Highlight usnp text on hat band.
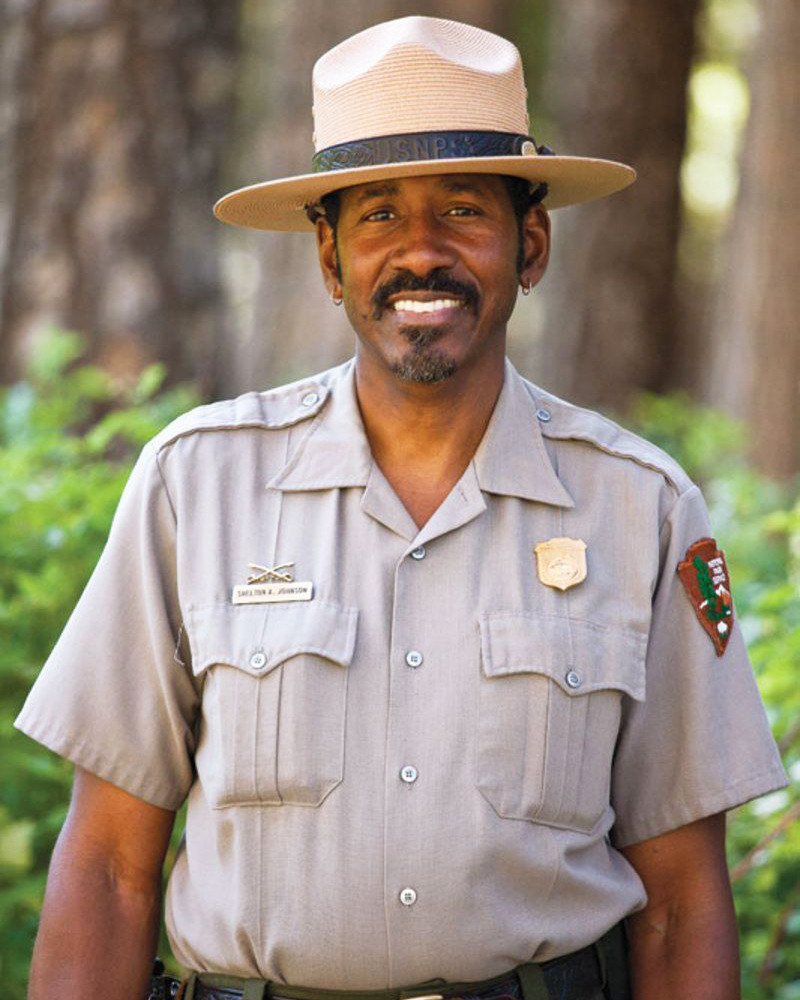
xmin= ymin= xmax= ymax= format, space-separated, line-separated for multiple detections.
xmin=311 ymin=130 xmax=554 ymax=173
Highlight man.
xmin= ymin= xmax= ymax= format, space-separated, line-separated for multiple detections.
xmin=17 ymin=16 xmax=786 ymax=1000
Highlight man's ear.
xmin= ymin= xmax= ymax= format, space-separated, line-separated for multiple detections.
xmin=519 ymin=205 xmax=551 ymax=292
xmin=316 ymin=218 xmax=342 ymax=300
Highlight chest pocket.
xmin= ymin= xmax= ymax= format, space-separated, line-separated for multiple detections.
xmin=477 ymin=612 xmax=646 ymax=834
xmin=186 ymin=600 xmax=357 ymax=809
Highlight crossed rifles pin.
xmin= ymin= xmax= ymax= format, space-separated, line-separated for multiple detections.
xmin=246 ymin=562 xmax=296 ymax=585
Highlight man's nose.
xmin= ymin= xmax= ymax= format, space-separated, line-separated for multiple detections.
xmin=389 ymin=212 xmax=457 ymax=273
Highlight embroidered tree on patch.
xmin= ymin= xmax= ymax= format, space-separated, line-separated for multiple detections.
xmin=694 ymin=556 xmax=727 ymax=622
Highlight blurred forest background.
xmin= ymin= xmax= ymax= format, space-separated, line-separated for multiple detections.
xmin=0 ymin=0 xmax=798 ymax=998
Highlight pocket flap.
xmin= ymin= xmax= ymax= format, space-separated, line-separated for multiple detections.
xmin=479 ymin=612 xmax=646 ymax=700
xmin=186 ymin=600 xmax=358 ymax=678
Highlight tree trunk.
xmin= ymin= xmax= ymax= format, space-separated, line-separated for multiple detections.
xmin=218 ymin=0 xmax=514 ymax=396
xmin=705 ymin=0 xmax=800 ymax=478
xmin=0 ymin=0 xmax=241 ymax=394
xmin=521 ymin=0 xmax=700 ymax=411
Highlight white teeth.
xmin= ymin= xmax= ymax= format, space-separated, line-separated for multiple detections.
xmin=392 ymin=298 xmax=462 ymax=313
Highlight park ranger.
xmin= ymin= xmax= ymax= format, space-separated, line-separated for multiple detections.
xmin=17 ymin=16 xmax=786 ymax=1000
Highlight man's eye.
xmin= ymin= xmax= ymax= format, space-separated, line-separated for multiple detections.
xmin=446 ymin=205 xmax=480 ymax=216
xmin=363 ymin=208 xmax=394 ymax=222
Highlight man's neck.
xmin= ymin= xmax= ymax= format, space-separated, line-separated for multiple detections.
xmin=354 ymin=356 xmax=505 ymax=528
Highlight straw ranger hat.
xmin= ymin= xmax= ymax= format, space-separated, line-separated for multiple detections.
xmin=214 ymin=16 xmax=636 ymax=232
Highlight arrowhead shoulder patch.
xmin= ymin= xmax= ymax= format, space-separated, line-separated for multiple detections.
xmin=677 ymin=537 xmax=734 ymax=656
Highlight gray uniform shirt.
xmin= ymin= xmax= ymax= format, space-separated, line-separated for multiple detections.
xmin=16 ymin=359 xmax=786 ymax=988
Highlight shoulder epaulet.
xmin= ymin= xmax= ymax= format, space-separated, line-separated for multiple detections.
xmin=528 ymin=382 xmax=695 ymax=496
xmin=149 ymin=371 xmax=334 ymax=454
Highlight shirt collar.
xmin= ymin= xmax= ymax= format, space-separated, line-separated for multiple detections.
xmin=269 ymin=357 xmax=574 ymax=509
xmin=268 ymin=360 xmax=372 ymax=491
xmin=472 ymin=359 xmax=574 ymax=507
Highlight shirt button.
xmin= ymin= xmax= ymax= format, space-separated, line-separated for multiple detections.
xmin=399 ymin=887 xmax=417 ymax=906
xmin=400 ymin=765 xmax=418 ymax=784
xmin=301 ymin=391 xmax=319 ymax=407
xmin=405 ymin=650 xmax=423 ymax=668
xmin=565 ymin=669 xmax=582 ymax=689
xmin=536 ymin=407 xmax=551 ymax=423
xmin=249 ymin=651 xmax=267 ymax=670
xmin=410 ymin=546 xmax=426 ymax=561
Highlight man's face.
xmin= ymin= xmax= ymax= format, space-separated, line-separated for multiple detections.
xmin=316 ymin=173 xmax=548 ymax=385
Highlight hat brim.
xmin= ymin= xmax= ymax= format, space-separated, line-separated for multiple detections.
xmin=213 ymin=155 xmax=636 ymax=232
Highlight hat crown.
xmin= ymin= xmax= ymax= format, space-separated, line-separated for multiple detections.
xmin=312 ymin=16 xmax=529 ymax=151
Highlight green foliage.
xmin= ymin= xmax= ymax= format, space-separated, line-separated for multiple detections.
xmin=0 ymin=330 xmax=198 ymax=999
xmin=628 ymin=393 xmax=800 ymax=1000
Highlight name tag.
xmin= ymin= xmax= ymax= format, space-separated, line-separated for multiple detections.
xmin=232 ymin=582 xmax=314 ymax=604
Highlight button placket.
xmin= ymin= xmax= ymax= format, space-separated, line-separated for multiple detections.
xmin=387 ymin=549 xmax=441 ymax=932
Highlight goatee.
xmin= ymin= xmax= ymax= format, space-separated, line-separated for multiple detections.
xmin=390 ymin=326 xmax=457 ymax=384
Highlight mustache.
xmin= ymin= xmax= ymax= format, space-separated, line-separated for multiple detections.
xmin=371 ymin=268 xmax=480 ymax=319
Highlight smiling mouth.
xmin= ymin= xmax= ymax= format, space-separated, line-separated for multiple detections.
xmin=391 ymin=298 xmax=465 ymax=314
xmin=372 ymin=268 xmax=479 ymax=320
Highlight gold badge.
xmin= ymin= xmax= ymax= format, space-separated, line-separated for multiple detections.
xmin=534 ymin=537 xmax=587 ymax=591
xmin=232 ymin=562 xmax=314 ymax=605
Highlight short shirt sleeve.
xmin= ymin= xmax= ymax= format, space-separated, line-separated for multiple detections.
xmin=14 ymin=443 xmax=199 ymax=809
xmin=610 ymin=484 xmax=787 ymax=847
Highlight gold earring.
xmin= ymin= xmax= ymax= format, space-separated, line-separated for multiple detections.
xmin=521 ymin=281 xmax=531 ymax=296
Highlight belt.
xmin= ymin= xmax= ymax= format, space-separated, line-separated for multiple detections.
xmin=152 ymin=924 xmax=628 ymax=1000
xmin=176 ymin=943 xmax=606 ymax=1000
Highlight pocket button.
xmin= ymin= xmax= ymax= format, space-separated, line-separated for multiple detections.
xmin=565 ymin=669 xmax=582 ymax=689
xmin=249 ymin=650 xmax=267 ymax=671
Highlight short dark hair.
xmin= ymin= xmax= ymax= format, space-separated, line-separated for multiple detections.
xmin=501 ymin=176 xmax=547 ymax=274
xmin=307 ymin=174 xmax=546 ymax=276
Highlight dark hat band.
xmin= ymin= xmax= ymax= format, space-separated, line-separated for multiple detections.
xmin=311 ymin=130 xmax=552 ymax=173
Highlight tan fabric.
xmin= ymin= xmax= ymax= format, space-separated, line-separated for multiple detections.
xmin=16 ymin=359 xmax=786 ymax=989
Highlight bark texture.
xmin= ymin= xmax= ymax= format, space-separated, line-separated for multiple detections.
xmin=706 ymin=0 xmax=800 ymax=478
xmin=0 ymin=0 xmax=241 ymax=392
xmin=526 ymin=0 xmax=700 ymax=410
xmin=219 ymin=0 xmax=514 ymax=395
